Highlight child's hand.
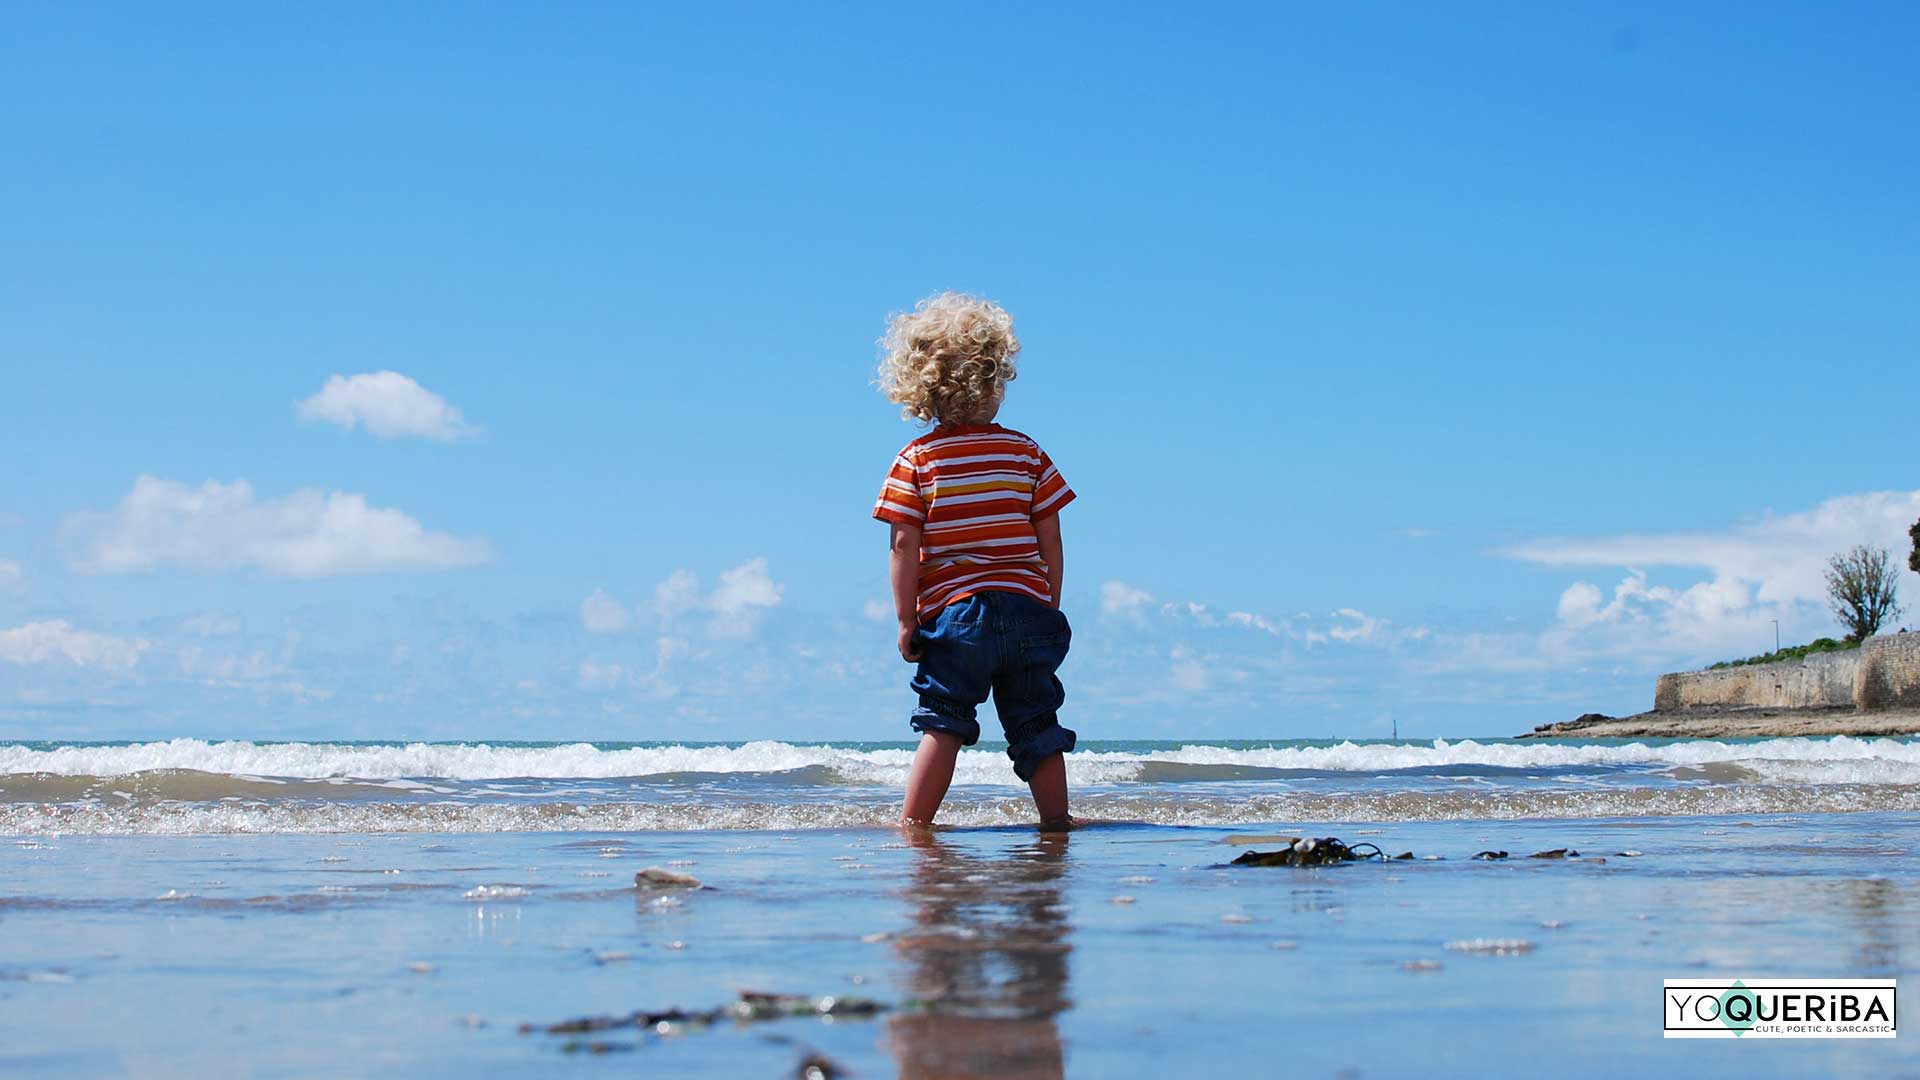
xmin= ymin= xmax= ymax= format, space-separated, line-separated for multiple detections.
xmin=897 ymin=623 xmax=923 ymax=663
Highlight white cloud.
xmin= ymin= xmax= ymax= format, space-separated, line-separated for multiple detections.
xmin=1545 ymin=570 xmax=1765 ymax=655
xmin=0 ymin=559 xmax=20 ymax=591
xmin=1161 ymin=600 xmax=1214 ymax=625
xmin=1327 ymin=608 xmax=1384 ymax=643
xmin=654 ymin=569 xmax=703 ymax=621
xmin=1228 ymin=611 xmax=1281 ymax=634
xmin=1513 ymin=489 xmax=1920 ymax=656
xmin=1555 ymin=582 xmax=1607 ymax=628
xmin=648 ymin=559 xmax=785 ymax=637
xmin=0 ymin=620 xmax=147 ymax=670
xmin=1510 ymin=489 xmax=1920 ymax=609
xmin=709 ymin=558 xmax=783 ymax=636
xmin=711 ymin=558 xmax=782 ymax=616
xmin=1101 ymin=580 xmax=1154 ymax=617
xmin=68 ymin=477 xmax=490 ymax=578
xmin=863 ymin=599 xmax=892 ymax=622
xmin=176 ymin=645 xmax=276 ymax=682
xmin=1103 ymin=582 xmax=1400 ymax=649
xmin=296 ymin=371 xmax=476 ymax=441
xmin=579 ymin=588 xmax=634 ymax=634
xmin=1169 ymin=646 xmax=1211 ymax=692
xmin=655 ymin=636 xmax=688 ymax=671
xmin=577 ymin=660 xmax=627 ymax=690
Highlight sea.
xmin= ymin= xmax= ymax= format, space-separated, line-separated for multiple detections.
xmin=3 ymin=736 xmax=1915 ymax=1077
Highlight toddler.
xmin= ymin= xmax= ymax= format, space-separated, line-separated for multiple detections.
xmin=871 ymin=292 xmax=1077 ymax=829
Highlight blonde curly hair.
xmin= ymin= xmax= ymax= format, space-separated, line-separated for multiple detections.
xmin=876 ymin=291 xmax=1020 ymax=426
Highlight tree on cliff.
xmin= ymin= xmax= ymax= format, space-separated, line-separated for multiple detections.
xmin=1825 ymin=545 xmax=1902 ymax=643
xmin=1909 ymin=517 xmax=1919 ymax=575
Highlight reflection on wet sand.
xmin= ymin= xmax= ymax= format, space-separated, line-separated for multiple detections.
xmin=888 ymin=828 xmax=1072 ymax=1079
xmin=1834 ymin=877 xmax=1905 ymax=973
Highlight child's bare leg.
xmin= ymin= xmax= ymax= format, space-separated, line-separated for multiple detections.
xmin=901 ymin=731 xmax=964 ymax=824
xmin=1026 ymin=751 xmax=1070 ymax=828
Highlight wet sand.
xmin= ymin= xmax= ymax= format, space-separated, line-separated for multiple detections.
xmin=1521 ymin=706 xmax=1920 ymax=740
xmin=3 ymin=815 xmax=1914 ymax=1077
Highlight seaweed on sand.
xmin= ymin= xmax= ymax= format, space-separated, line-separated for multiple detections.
xmin=1229 ymin=837 xmax=1385 ymax=867
xmin=521 ymin=990 xmax=890 ymax=1039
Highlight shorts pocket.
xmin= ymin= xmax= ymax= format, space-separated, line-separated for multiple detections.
xmin=1018 ymin=629 xmax=1072 ymax=692
xmin=1013 ymin=626 xmax=1075 ymax=711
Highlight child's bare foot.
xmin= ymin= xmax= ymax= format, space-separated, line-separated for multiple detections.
xmin=1037 ymin=814 xmax=1079 ymax=832
xmin=897 ymin=818 xmax=941 ymax=848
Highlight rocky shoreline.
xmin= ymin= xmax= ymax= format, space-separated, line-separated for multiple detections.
xmin=1520 ymin=704 xmax=1920 ymax=739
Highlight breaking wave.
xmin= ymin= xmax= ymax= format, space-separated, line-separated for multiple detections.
xmin=6 ymin=784 xmax=1918 ymax=835
xmin=5 ymin=735 xmax=1920 ymax=787
xmin=5 ymin=736 xmax=1917 ymax=835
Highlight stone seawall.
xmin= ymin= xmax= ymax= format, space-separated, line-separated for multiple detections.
xmin=1654 ymin=633 xmax=1920 ymax=713
xmin=1858 ymin=632 xmax=1920 ymax=709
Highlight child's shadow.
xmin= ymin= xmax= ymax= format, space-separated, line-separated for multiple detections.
xmin=886 ymin=827 xmax=1073 ymax=1080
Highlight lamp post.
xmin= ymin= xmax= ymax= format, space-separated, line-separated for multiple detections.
xmin=1772 ymin=619 xmax=1780 ymax=655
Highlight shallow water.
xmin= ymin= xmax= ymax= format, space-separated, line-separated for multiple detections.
xmin=2 ymin=813 xmax=1914 ymax=1077
xmin=4 ymin=738 xmax=1914 ymax=1075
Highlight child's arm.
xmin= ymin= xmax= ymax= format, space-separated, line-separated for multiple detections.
xmin=1035 ymin=513 xmax=1064 ymax=609
xmin=889 ymin=521 xmax=923 ymax=661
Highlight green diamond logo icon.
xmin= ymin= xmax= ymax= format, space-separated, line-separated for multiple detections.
xmin=1718 ymin=981 xmax=1756 ymax=1036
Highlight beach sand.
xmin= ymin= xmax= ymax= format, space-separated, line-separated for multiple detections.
xmin=1522 ymin=705 xmax=1920 ymax=740
xmin=4 ymin=814 xmax=1914 ymax=1077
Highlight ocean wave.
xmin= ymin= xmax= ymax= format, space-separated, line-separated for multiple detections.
xmin=4 ymin=736 xmax=1919 ymax=787
xmin=0 ymin=770 xmax=456 ymax=805
xmin=5 ymin=784 xmax=1917 ymax=835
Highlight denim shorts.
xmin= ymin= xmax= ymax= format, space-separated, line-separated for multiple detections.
xmin=908 ymin=589 xmax=1076 ymax=782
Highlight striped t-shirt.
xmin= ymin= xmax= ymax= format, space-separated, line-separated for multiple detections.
xmin=872 ymin=423 xmax=1076 ymax=618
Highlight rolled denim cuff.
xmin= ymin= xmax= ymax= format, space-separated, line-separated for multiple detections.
xmin=910 ymin=702 xmax=982 ymax=746
xmin=1006 ymin=719 xmax=1076 ymax=782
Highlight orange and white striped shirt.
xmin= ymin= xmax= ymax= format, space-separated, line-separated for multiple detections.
xmin=873 ymin=423 xmax=1076 ymax=618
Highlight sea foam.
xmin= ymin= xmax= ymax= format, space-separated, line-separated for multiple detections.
xmin=4 ymin=735 xmax=1919 ymax=786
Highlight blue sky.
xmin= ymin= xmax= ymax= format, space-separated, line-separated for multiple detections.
xmin=3 ymin=3 xmax=1916 ymax=742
